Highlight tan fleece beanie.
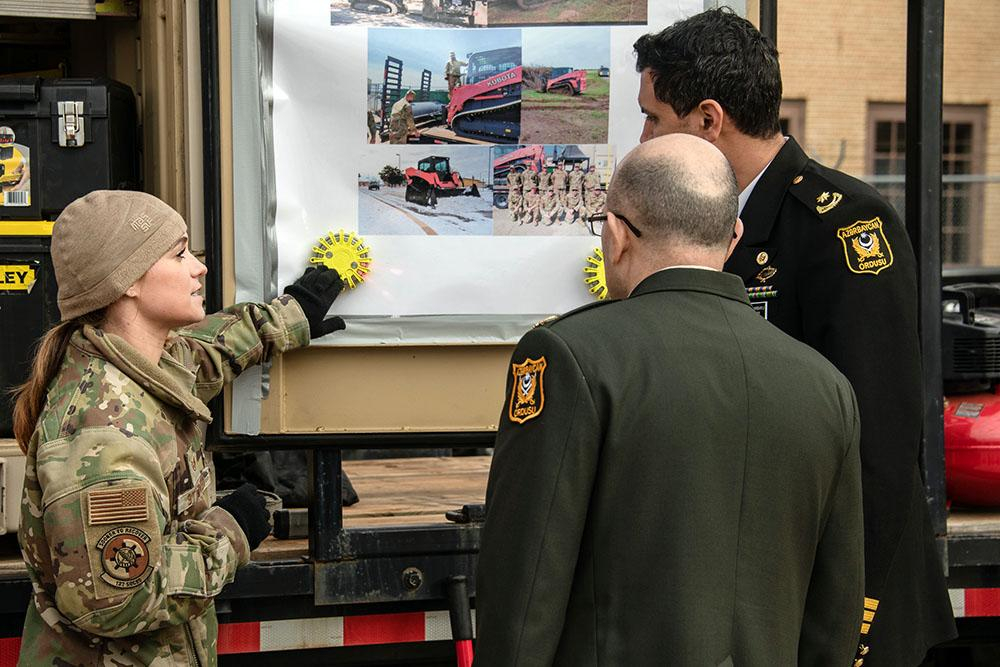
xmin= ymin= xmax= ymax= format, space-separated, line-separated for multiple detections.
xmin=53 ymin=190 xmax=189 ymax=321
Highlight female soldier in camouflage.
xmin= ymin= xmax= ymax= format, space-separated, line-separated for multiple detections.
xmin=12 ymin=191 xmax=345 ymax=666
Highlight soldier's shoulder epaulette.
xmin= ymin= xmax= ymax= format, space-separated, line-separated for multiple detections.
xmin=533 ymin=298 xmax=618 ymax=329
xmin=787 ymin=161 xmax=898 ymax=226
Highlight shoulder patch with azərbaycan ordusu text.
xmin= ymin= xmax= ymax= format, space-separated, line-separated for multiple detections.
xmin=837 ymin=217 xmax=894 ymax=275
xmin=509 ymin=357 xmax=546 ymax=424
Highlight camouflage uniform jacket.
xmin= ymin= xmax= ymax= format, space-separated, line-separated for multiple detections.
xmin=505 ymin=169 xmax=522 ymax=193
xmin=388 ymin=98 xmax=416 ymax=144
xmin=18 ymin=296 xmax=310 ymax=666
xmin=567 ymin=170 xmax=585 ymax=192
xmin=585 ymin=188 xmax=606 ymax=216
xmin=550 ymin=169 xmax=568 ymax=193
xmin=522 ymin=170 xmax=539 ymax=191
xmin=540 ymin=188 xmax=559 ymax=213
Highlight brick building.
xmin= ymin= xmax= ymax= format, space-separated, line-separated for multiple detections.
xmin=746 ymin=1 xmax=1000 ymax=266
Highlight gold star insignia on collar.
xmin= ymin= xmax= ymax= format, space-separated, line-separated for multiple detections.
xmin=816 ymin=192 xmax=843 ymax=214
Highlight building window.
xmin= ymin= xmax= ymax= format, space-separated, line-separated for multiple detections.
xmin=780 ymin=99 xmax=805 ymax=142
xmin=867 ymin=103 xmax=987 ymax=267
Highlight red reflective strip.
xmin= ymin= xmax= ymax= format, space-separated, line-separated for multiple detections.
xmin=456 ymin=639 xmax=474 ymax=667
xmin=217 ymin=621 xmax=261 ymax=654
xmin=343 ymin=612 xmax=425 ymax=646
xmin=0 ymin=637 xmax=20 ymax=667
xmin=965 ymin=588 xmax=1000 ymax=617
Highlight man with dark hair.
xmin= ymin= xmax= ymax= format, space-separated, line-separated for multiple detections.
xmin=476 ymin=134 xmax=864 ymax=666
xmin=633 ymin=9 xmax=956 ymax=665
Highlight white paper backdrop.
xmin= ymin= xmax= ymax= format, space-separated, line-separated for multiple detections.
xmin=271 ymin=0 xmax=703 ymax=344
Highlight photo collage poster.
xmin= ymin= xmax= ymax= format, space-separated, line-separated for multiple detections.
xmin=273 ymin=0 xmax=704 ymax=343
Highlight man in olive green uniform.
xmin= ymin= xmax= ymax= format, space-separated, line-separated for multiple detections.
xmin=507 ymin=168 xmax=524 ymax=223
xmin=476 ymin=134 xmax=864 ymax=666
xmin=539 ymin=186 xmax=560 ymax=226
xmin=522 ymin=186 xmax=541 ymax=226
xmin=388 ymin=90 xmax=419 ymax=144
xmin=584 ymin=185 xmax=606 ymax=219
xmin=551 ymin=161 xmax=568 ymax=205
xmin=444 ymin=52 xmax=466 ymax=96
xmin=634 ymin=12 xmax=956 ymax=665
xmin=567 ymin=162 xmax=584 ymax=193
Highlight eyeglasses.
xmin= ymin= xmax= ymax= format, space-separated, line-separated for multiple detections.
xmin=586 ymin=211 xmax=642 ymax=238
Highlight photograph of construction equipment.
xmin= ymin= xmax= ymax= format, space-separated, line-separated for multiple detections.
xmin=331 ymin=0 xmax=487 ymax=27
xmin=487 ymin=0 xmax=647 ymax=26
xmin=367 ymin=28 xmax=522 ymax=144
xmin=490 ymin=143 xmax=613 ymax=236
xmin=357 ymin=146 xmax=493 ymax=235
xmin=520 ymin=27 xmax=610 ymax=144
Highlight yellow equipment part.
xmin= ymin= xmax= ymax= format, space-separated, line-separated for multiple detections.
xmin=583 ymin=247 xmax=607 ymax=300
xmin=309 ymin=230 xmax=372 ymax=289
xmin=0 ymin=147 xmax=26 ymax=185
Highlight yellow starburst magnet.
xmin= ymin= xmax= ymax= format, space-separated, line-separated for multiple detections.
xmin=583 ymin=247 xmax=607 ymax=300
xmin=309 ymin=230 xmax=372 ymax=289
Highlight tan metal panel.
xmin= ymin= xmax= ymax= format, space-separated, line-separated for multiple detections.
xmin=269 ymin=345 xmax=512 ymax=433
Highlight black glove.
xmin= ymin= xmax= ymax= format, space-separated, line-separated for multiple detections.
xmin=215 ymin=483 xmax=271 ymax=551
xmin=283 ymin=266 xmax=346 ymax=338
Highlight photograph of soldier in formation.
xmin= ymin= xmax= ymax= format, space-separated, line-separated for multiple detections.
xmin=491 ymin=143 xmax=611 ymax=236
xmin=487 ymin=0 xmax=647 ymax=27
xmin=520 ymin=27 xmax=610 ymax=145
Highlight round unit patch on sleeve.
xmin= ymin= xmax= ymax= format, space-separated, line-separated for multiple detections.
xmin=836 ymin=217 xmax=894 ymax=275
xmin=509 ymin=357 xmax=547 ymax=424
xmin=96 ymin=526 xmax=153 ymax=590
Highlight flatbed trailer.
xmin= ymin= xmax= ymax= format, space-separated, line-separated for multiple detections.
xmin=416 ymin=125 xmax=493 ymax=145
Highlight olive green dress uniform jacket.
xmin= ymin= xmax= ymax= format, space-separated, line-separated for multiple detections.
xmin=475 ymin=268 xmax=864 ymax=666
xmin=724 ymin=137 xmax=956 ymax=665
xmin=18 ymin=296 xmax=310 ymax=666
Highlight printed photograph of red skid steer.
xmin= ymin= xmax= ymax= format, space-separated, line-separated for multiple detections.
xmin=367 ymin=28 xmax=522 ymax=145
xmin=404 ymin=155 xmax=480 ymax=207
xmin=520 ymin=26 xmax=610 ymax=144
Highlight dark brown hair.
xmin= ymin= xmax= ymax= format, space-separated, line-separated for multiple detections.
xmin=12 ymin=310 xmax=104 ymax=452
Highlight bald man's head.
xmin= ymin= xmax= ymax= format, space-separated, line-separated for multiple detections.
xmin=607 ymin=133 xmax=738 ymax=249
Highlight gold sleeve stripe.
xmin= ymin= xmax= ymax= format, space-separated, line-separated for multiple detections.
xmin=863 ymin=610 xmax=876 ymax=622
xmin=864 ymin=597 xmax=880 ymax=611
xmin=860 ymin=622 xmax=871 ymax=635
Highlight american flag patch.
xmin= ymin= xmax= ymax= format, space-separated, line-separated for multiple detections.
xmin=87 ymin=486 xmax=149 ymax=525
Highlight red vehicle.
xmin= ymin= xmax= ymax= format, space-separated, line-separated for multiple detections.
xmin=942 ymin=283 xmax=1000 ymax=505
xmin=446 ymin=47 xmax=522 ymax=143
xmin=543 ymin=67 xmax=587 ymax=95
xmin=404 ymin=155 xmax=479 ymax=207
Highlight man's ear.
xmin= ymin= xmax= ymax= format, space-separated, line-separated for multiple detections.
xmin=726 ymin=218 xmax=744 ymax=260
xmin=695 ymin=99 xmax=725 ymax=143
xmin=605 ymin=211 xmax=632 ymax=265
